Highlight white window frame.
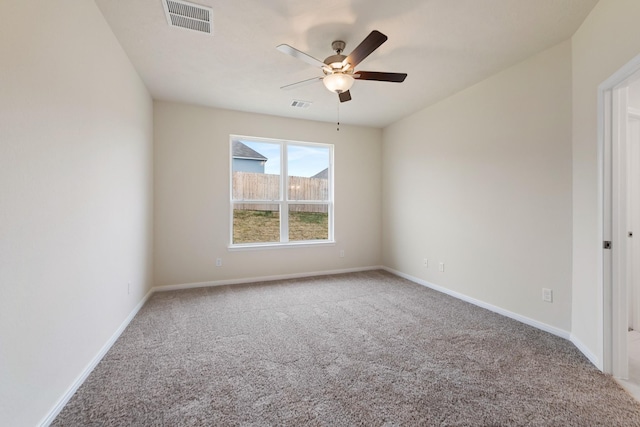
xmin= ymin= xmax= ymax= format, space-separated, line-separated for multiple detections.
xmin=229 ymin=135 xmax=334 ymax=250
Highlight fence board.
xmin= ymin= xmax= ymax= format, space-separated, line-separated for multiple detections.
xmin=233 ymin=172 xmax=329 ymax=213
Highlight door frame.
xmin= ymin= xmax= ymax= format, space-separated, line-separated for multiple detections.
xmin=627 ymin=110 xmax=640 ymax=333
xmin=599 ymin=54 xmax=640 ymax=377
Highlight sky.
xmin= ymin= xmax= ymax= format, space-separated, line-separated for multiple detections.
xmin=241 ymin=140 xmax=329 ymax=177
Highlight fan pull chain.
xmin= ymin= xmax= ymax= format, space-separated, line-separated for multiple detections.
xmin=337 ymin=101 xmax=340 ymax=131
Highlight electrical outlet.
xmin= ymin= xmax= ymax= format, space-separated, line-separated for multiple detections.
xmin=339 ymin=249 xmax=345 ymax=258
xmin=542 ymin=288 xmax=553 ymax=302
xmin=438 ymin=262 xmax=444 ymax=272
xmin=216 ymin=258 xmax=222 ymax=267
xmin=423 ymin=258 xmax=429 ymax=267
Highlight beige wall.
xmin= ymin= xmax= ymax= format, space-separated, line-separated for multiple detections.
xmin=9 ymin=1 xmax=640 ymax=423
xmin=382 ymin=41 xmax=573 ymax=332
xmin=571 ymin=0 xmax=640 ymax=366
xmin=153 ymin=102 xmax=382 ymax=287
xmin=0 ymin=1 xmax=153 ymax=426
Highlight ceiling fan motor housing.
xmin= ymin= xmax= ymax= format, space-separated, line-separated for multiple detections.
xmin=324 ymin=54 xmax=348 ymax=70
xmin=323 ymin=40 xmax=350 ymax=74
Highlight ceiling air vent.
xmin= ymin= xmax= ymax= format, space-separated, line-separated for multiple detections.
xmin=291 ymin=100 xmax=312 ymax=109
xmin=163 ymin=0 xmax=213 ymax=35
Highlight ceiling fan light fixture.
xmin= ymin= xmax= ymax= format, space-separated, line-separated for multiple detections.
xmin=277 ymin=30 xmax=406 ymax=103
xmin=323 ymin=73 xmax=354 ymax=94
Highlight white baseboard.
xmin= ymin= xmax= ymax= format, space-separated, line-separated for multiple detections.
xmin=384 ymin=267 xmax=604 ymax=369
xmin=39 ymin=288 xmax=154 ymax=427
xmin=40 ymin=265 xmax=382 ymax=425
xmin=382 ymin=267 xmax=571 ymax=340
xmin=570 ymin=333 xmax=601 ymax=369
xmin=152 ymin=265 xmax=384 ymax=292
xmin=39 ymin=265 xmax=599 ymax=426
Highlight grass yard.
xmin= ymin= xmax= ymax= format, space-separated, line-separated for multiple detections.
xmin=233 ymin=209 xmax=328 ymax=243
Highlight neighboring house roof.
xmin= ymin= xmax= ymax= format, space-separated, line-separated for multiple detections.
xmin=312 ymin=168 xmax=328 ymax=179
xmin=232 ymin=140 xmax=267 ymax=161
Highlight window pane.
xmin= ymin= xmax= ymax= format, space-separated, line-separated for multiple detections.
xmin=288 ymin=204 xmax=329 ymax=241
xmin=287 ymin=145 xmax=329 ymax=201
xmin=232 ymin=140 xmax=280 ymax=201
xmin=233 ymin=204 xmax=280 ymax=244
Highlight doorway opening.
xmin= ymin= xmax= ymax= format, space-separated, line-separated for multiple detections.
xmin=600 ymin=54 xmax=640 ymax=399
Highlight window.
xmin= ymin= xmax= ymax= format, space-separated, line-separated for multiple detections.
xmin=230 ymin=135 xmax=333 ymax=247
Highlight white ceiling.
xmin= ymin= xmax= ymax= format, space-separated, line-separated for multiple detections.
xmin=94 ymin=0 xmax=598 ymax=128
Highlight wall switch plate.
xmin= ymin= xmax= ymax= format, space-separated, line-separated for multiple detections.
xmin=439 ymin=262 xmax=444 ymax=272
xmin=423 ymin=258 xmax=429 ymax=267
xmin=216 ymin=258 xmax=222 ymax=267
xmin=542 ymin=288 xmax=553 ymax=302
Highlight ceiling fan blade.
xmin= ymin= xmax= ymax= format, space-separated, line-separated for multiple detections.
xmin=276 ymin=44 xmax=327 ymax=69
xmin=339 ymin=90 xmax=352 ymax=103
xmin=343 ymin=30 xmax=388 ymax=68
xmin=280 ymin=76 xmax=323 ymax=90
xmin=354 ymin=71 xmax=407 ymax=83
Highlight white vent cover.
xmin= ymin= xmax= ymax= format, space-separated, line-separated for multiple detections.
xmin=163 ymin=0 xmax=213 ymax=35
xmin=291 ymin=100 xmax=312 ymax=109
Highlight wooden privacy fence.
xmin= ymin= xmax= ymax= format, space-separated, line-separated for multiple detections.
xmin=233 ymin=172 xmax=329 ymax=213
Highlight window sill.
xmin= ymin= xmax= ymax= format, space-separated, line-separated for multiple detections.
xmin=228 ymin=240 xmax=336 ymax=251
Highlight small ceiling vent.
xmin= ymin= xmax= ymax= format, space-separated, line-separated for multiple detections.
xmin=291 ymin=100 xmax=312 ymax=109
xmin=163 ymin=0 xmax=213 ymax=35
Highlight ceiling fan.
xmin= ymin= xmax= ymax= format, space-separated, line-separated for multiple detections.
xmin=276 ymin=30 xmax=407 ymax=103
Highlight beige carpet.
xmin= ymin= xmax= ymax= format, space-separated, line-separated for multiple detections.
xmin=53 ymin=270 xmax=640 ymax=426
